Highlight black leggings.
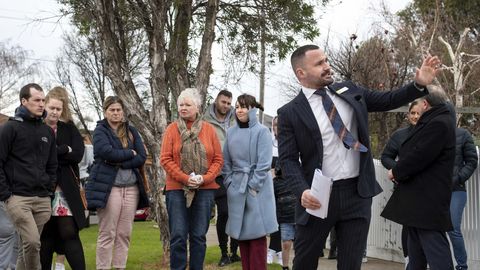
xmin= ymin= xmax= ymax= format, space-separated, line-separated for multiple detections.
xmin=269 ymin=230 xmax=282 ymax=252
xmin=40 ymin=216 xmax=85 ymax=270
xmin=216 ymin=195 xmax=238 ymax=254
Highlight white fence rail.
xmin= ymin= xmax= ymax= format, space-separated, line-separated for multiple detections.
xmin=368 ymin=155 xmax=480 ymax=268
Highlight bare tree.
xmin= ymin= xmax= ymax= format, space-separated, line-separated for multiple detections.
xmin=63 ymin=32 xmax=113 ymax=120
xmin=53 ymin=57 xmax=95 ymax=140
xmin=438 ymin=28 xmax=480 ymax=123
xmin=0 ymin=42 xmax=37 ymax=113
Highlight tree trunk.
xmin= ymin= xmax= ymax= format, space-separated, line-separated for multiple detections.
xmin=165 ymin=0 xmax=193 ymax=103
xmin=195 ymin=0 xmax=219 ymax=106
xmin=93 ymin=0 xmax=171 ymax=259
xmin=258 ymin=0 xmax=266 ymax=124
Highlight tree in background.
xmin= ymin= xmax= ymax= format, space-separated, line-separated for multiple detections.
xmin=397 ymin=0 xmax=480 ymax=129
xmin=0 ymin=42 xmax=37 ymax=113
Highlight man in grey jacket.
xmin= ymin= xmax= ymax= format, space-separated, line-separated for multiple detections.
xmin=203 ymin=90 xmax=239 ymax=266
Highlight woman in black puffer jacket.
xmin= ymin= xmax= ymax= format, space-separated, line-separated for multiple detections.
xmin=447 ymin=127 xmax=478 ymax=270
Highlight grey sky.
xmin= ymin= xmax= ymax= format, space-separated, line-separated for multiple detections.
xmin=0 ymin=0 xmax=410 ymax=116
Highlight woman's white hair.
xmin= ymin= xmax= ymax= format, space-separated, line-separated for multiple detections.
xmin=177 ymin=88 xmax=202 ymax=108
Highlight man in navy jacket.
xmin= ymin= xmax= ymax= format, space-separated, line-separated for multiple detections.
xmin=278 ymin=44 xmax=441 ymax=270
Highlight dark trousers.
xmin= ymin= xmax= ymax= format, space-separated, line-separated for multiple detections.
xmin=238 ymin=237 xmax=267 ymax=270
xmin=293 ymin=178 xmax=371 ymax=270
xmin=40 ymin=216 xmax=85 ymax=270
xmin=402 ymin=225 xmax=409 ymax=257
xmin=215 ymin=195 xmax=238 ymax=255
xmin=406 ymin=227 xmax=453 ymax=270
xmin=268 ymin=230 xmax=281 ymax=252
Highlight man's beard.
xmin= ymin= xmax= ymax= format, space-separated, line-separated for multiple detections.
xmin=216 ymin=109 xmax=227 ymax=116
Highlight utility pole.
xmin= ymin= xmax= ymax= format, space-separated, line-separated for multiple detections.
xmin=258 ymin=0 xmax=266 ymax=124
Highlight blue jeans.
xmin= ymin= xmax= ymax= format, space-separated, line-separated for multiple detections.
xmin=0 ymin=202 xmax=19 ymax=270
xmin=448 ymin=191 xmax=468 ymax=269
xmin=166 ymin=189 xmax=214 ymax=270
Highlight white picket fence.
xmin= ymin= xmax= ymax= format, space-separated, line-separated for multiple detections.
xmin=367 ymin=153 xmax=480 ymax=268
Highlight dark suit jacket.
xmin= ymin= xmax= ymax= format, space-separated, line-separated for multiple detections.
xmin=381 ymin=104 xmax=456 ymax=231
xmin=277 ymin=81 xmax=426 ymax=225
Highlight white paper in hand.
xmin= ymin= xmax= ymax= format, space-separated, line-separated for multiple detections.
xmin=306 ymin=169 xmax=333 ymax=219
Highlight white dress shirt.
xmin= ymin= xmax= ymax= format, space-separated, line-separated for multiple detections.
xmin=302 ymin=87 xmax=360 ymax=181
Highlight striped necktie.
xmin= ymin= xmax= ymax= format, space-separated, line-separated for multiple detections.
xmin=314 ymin=88 xmax=368 ymax=152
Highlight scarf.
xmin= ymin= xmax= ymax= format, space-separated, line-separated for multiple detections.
xmin=177 ymin=114 xmax=208 ymax=207
xmin=177 ymin=114 xmax=209 ymax=175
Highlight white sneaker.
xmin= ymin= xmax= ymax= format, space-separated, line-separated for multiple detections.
xmin=54 ymin=263 xmax=65 ymax=270
xmin=276 ymin=251 xmax=283 ymax=264
xmin=362 ymin=256 xmax=368 ymax=263
xmin=267 ymin=249 xmax=275 ymax=264
xmin=404 ymin=256 xmax=409 ymax=269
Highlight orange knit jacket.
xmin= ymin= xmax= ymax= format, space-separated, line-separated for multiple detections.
xmin=160 ymin=121 xmax=223 ymax=191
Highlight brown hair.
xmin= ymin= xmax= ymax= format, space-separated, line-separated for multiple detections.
xmin=236 ymin=94 xmax=264 ymax=111
xmin=217 ymin=89 xmax=232 ymax=99
xmin=19 ymin=83 xmax=43 ymax=103
xmin=103 ymin=96 xmax=130 ymax=148
xmin=46 ymin=86 xmax=73 ymax=122
xmin=291 ymin=44 xmax=320 ymax=73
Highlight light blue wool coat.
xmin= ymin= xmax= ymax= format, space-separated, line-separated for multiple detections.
xmin=222 ymin=108 xmax=278 ymax=240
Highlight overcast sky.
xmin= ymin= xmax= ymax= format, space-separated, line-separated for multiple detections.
xmin=0 ymin=0 xmax=410 ymax=116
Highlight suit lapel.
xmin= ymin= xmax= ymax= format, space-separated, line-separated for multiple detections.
xmin=292 ymin=91 xmax=323 ymax=153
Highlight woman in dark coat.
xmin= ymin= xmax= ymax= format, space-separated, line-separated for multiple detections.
xmin=40 ymin=87 xmax=86 ymax=270
xmin=86 ymin=96 xmax=148 ymax=270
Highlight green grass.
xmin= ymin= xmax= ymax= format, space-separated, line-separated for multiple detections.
xmin=63 ymin=221 xmax=281 ymax=269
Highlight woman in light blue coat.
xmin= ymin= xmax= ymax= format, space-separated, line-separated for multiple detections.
xmin=222 ymin=94 xmax=278 ymax=270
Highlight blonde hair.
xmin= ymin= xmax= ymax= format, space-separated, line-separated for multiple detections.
xmin=46 ymin=86 xmax=73 ymax=122
xmin=103 ymin=96 xmax=130 ymax=148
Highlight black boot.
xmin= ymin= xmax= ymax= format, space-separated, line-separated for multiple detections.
xmin=218 ymin=251 xmax=231 ymax=267
xmin=230 ymin=253 xmax=241 ymax=263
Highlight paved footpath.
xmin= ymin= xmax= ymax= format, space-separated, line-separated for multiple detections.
xmin=206 ymin=224 xmax=405 ymax=270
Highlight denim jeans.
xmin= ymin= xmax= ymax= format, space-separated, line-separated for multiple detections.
xmin=166 ymin=189 xmax=214 ymax=270
xmin=0 ymin=202 xmax=18 ymax=270
xmin=448 ymin=191 xmax=468 ymax=269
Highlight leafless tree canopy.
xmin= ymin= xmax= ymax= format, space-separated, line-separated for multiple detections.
xmin=0 ymin=42 xmax=37 ymax=112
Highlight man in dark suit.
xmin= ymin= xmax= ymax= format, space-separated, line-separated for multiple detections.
xmin=381 ymin=86 xmax=455 ymax=269
xmin=277 ymin=44 xmax=441 ymax=270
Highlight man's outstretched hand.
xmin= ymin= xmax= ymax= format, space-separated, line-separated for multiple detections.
xmin=415 ymin=55 xmax=442 ymax=86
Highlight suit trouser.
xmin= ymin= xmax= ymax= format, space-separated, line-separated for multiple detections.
xmin=406 ymin=227 xmax=453 ymax=270
xmin=215 ymin=195 xmax=238 ymax=254
xmin=0 ymin=202 xmax=19 ymax=270
xmin=4 ymin=195 xmax=51 ymax=270
xmin=293 ymin=178 xmax=371 ymax=270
